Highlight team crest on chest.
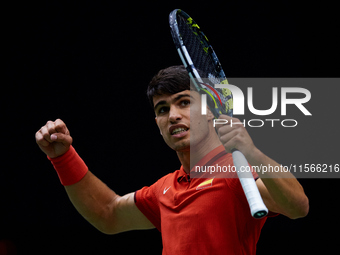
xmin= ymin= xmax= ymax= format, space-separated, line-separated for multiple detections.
xmin=196 ymin=178 xmax=214 ymax=190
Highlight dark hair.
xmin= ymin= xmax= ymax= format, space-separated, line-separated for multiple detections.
xmin=147 ymin=65 xmax=190 ymax=106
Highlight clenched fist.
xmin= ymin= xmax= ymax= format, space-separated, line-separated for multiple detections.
xmin=35 ymin=119 xmax=73 ymax=158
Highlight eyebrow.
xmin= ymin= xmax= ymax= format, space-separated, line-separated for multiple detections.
xmin=154 ymin=93 xmax=192 ymax=111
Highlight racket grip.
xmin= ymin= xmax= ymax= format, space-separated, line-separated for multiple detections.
xmin=232 ymin=149 xmax=268 ymax=219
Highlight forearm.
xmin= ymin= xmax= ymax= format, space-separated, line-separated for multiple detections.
xmin=214 ymin=115 xmax=309 ymax=218
xmin=64 ymin=170 xmax=119 ymax=233
xmin=36 ymin=119 xmax=150 ymax=233
xmin=247 ymin=148 xmax=309 ymax=218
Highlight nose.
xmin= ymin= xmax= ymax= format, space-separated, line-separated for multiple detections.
xmin=169 ymin=105 xmax=182 ymax=123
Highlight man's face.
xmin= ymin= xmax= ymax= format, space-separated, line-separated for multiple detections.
xmin=153 ymin=90 xmax=211 ymax=152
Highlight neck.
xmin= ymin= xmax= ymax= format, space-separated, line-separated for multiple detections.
xmin=177 ymin=129 xmax=222 ymax=174
xmin=176 ymin=150 xmax=191 ymax=174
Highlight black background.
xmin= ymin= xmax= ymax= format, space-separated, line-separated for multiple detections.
xmin=2 ymin=0 xmax=339 ymax=254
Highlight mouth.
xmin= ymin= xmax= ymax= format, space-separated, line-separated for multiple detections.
xmin=172 ymin=127 xmax=188 ymax=135
xmin=169 ymin=124 xmax=189 ymax=137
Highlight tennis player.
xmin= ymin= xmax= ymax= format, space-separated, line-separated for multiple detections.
xmin=35 ymin=65 xmax=309 ymax=254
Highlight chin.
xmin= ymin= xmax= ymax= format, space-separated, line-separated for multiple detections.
xmin=170 ymin=139 xmax=190 ymax=152
xmin=174 ymin=145 xmax=190 ymax=152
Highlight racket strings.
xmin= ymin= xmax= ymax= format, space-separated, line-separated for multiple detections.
xmin=177 ymin=15 xmax=218 ymax=80
xmin=177 ymin=14 xmax=233 ymax=116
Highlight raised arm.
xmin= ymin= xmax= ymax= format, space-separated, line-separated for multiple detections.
xmin=215 ymin=115 xmax=309 ymax=219
xmin=35 ymin=119 xmax=154 ymax=234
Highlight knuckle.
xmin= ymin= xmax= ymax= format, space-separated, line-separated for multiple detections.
xmin=218 ymin=124 xmax=228 ymax=135
xmin=217 ymin=128 xmax=225 ymax=138
xmin=219 ymin=114 xmax=230 ymax=120
xmin=40 ymin=125 xmax=48 ymax=134
xmin=45 ymin=121 xmax=54 ymax=130
xmin=42 ymin=132 xmax=50 ymax=140
xmin=233 ymin=134 xmax=241 ymax=143
xmin=55 ymin=118 xmax=65 ymax=126
xmin=46 ymin=120 xmax=54 ymax=126
xmin=217 ymin=127 xmax=222 ymax=136
xmin=47 ymin=121 xmax=57 ymax=132
xmin=234 ymin=125 xmax=242 ymax=132
xmin=35 ymin=130 xmax=41 ymax=140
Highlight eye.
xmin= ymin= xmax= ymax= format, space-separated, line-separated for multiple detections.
xmin=180 ymin=100 xmax=190 ymax=107
xmin=157 ymin=106 xmax=169 ymax=115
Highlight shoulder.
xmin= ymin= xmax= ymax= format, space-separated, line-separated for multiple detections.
xmin=156 ymin=169 xmax=181 ymax=186
xmin=137 ymin=168 xmax=181 ymax=196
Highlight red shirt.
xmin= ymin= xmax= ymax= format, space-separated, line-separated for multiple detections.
xmin=135 ymin=145 xmax=274 ymax=254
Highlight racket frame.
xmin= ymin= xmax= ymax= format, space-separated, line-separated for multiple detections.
xmin=169 ymin=9 xmax=268 ymax=219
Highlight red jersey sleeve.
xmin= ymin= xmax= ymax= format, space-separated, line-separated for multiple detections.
xmin=135 ymin=182 xmax=162 ymax=231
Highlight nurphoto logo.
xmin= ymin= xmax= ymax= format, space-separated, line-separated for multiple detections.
xmin=198 ymin=78 xmax=312 ymax=128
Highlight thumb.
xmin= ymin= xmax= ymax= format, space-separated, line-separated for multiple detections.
xmin=50 ymin=133 xmax=73 ymax=146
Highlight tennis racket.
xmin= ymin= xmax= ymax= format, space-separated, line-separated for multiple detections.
xmin=169 ymin=9 xmax=268 ymax=219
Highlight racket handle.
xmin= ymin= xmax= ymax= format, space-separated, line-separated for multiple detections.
xmin=232 ymin=149 xmax=268 ymax=219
